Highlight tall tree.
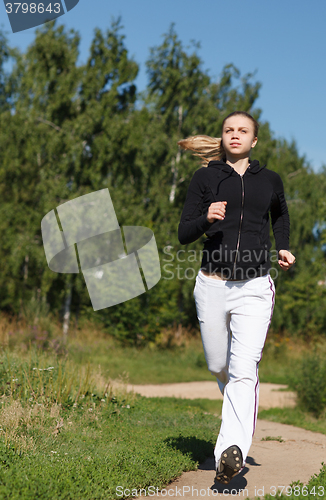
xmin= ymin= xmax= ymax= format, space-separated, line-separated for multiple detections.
xmin=1 ymin=21 xmax=326 ymax=343
xmin=0 ymin=19 xmax=139 ymax=326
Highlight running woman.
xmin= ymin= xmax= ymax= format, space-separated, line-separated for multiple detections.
xmin=178 ymin=111 xmax=295 ymax=484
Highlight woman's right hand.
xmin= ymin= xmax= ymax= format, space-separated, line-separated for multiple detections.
xmin=206 ymin=201 xmax=227 ymax=223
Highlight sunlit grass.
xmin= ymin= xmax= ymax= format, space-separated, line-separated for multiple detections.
xmin=1 ymin=313 xmax=326 ymax=498
xmin=0 ymin=347 xmax=219 ymax=499
xmin=2 ymin=311 xmax=326 ymax=387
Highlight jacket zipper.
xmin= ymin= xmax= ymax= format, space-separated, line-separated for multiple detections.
xmin=231 ymin=174 xmax=245 ymax=279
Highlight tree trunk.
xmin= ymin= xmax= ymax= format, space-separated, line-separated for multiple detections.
xmin=62 ymin=280 xmax=72 ymax=343
xmin=24 ymin=254 xmax=29 ymax=281
xmin=169 ymin=105 xmax=183 ymax=203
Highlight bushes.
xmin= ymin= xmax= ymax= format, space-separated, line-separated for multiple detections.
xmin=291 ymin=351 xmax=326 ymax=418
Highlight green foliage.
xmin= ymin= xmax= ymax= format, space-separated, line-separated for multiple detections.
xmin=290 ymin=351 xmax=326 ymax=418
xmin=1 ymin=19 xmax=326 ymax=343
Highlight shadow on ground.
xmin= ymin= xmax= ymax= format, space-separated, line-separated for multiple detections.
xmin=200 ymin=455 xmax=262 ymax=494
xmin=164 ymin=435 xmax=214 ymax=464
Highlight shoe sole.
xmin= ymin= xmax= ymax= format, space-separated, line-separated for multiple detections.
xmin=215 ymin=445 xmax=242 ymax=485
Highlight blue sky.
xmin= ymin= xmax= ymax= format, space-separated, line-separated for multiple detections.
xmin=1 ymin=0 xmax=325 ymax=171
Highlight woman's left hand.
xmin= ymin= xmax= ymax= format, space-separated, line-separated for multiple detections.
xmin=278 ymin=250 xmax=296 ymax=270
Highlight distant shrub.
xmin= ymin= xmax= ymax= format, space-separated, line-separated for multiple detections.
xmin=291 ymin=352 xmax=326 ymax=418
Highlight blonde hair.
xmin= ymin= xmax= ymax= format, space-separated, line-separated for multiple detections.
xmin=177 ymin=135 xmax=225 ymax=167
xmin=178 ymin=111 xmax=259 ymax=167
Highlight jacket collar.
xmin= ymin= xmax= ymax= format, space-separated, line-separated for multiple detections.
xmin=207 ymin=159 xmax=265 ymax=175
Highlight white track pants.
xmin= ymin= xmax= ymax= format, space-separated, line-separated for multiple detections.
xmin=193 ymin=270 xmax=275 ymax=467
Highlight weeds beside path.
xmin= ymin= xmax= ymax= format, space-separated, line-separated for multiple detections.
xmin=0 ymin=350 xmax=220 ymax=499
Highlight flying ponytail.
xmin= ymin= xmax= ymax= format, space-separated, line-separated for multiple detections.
xmin=177 ymin=135 xmax=225 ymax=167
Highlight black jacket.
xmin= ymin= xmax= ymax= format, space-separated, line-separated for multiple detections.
xmin=178 ymin=159 xmax=290 ymax=280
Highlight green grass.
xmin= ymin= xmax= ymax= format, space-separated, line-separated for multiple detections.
xmin=67 ymin=338 xmax=213 ymax=384
xmin=261 ymin=435 xmax=284 ymax=442
xmin=3 ymin=318 xmax=326 ymax=499
xmin=3 ymin=312 xmax=315 ymax=386
xmin=1 ymin=344 xmax=326 ymax=500
xmin=258 ymin=350 xmax=299 ymax=385
xmin=0 ymin=396 xmax=220 ymax=499
xmin=66 ymin=335 xmax=303 ymax=386
xmin=0 ymin=349 xmax=222 ymax=499
xmin=258 ymin=407 xmax=326 ymax=435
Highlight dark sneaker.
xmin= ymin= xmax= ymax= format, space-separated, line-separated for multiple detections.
xmin=215 ymin=445 xmax=243 ymax=484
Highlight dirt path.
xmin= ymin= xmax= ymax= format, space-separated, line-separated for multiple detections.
xmin=117 ymin=381 xmax=297 ymax=410
xmin=112 ymin=381 xmax=326 ymax=499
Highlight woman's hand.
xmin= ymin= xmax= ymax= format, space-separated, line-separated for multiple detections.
xmin=206 ymin=201 xmax=227 ymax=223
xmin=278 ymin=250 xmax=296 ymax=270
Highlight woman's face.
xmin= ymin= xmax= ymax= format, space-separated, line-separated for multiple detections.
xmin=222 ymin=115 xmax=257 ymax=159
